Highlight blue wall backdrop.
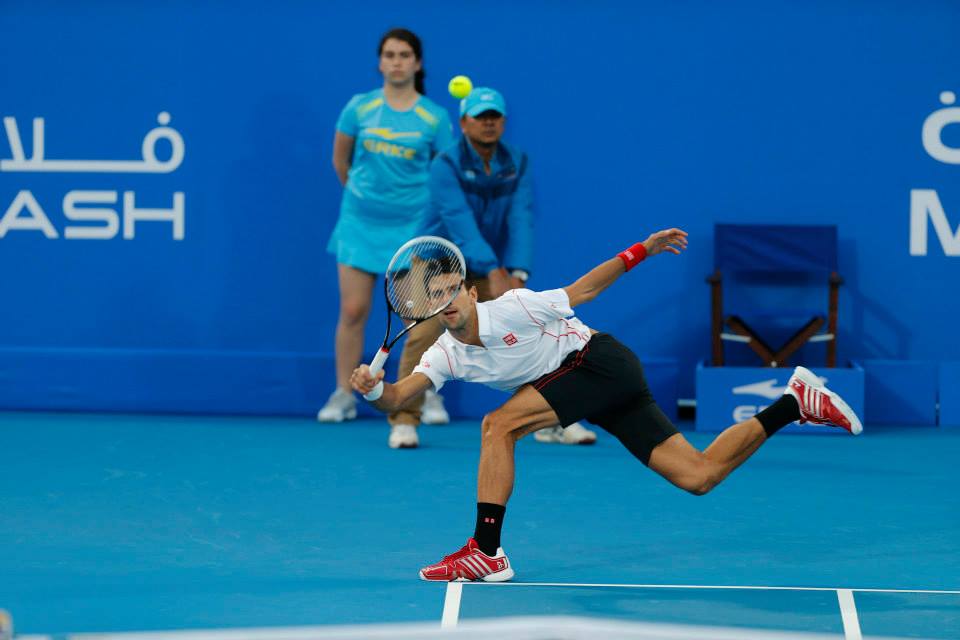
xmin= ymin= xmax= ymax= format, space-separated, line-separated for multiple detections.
xmin=1 ymin=1 xmax=958 ymax=414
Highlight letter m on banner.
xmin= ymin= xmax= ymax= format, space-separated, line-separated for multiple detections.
xmin=911 ymin=189 xmax=960 ymax=256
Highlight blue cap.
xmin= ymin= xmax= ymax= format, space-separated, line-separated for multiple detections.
xmin=460 ymin=87 xmax=507 ymax=118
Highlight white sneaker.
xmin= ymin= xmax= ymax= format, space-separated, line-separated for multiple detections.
xmin=562 ymin=421 xmax=598 ymax=444
xmin=316 ymin=388 xmax=357 ymax=422
xmin=421 ymin=389 xmax=450 ymax=425
xmin=389 ymin=423 xmax=419 ymax=449
xmin=534 ymin=422 xmax=597 ymax=445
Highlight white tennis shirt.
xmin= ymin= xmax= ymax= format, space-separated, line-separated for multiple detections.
xmin=413 ymin=288 xmax=593 ymax=393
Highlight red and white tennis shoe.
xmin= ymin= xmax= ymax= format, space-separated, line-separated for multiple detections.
xmin=785 ymin=366 xmax=862 ymax=435
xmin=419 ymin=538 xmax=514 ymax=582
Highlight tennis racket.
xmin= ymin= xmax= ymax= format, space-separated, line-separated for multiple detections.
xmin=363 ymin=235 xmax=467 ymax=400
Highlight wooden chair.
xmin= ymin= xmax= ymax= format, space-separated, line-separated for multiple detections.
xmin=708 ymin=224 xmax=841 ymax=368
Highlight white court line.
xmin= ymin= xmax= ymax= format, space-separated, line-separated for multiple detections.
xmin=460 ymin=581 xmax=960 ymax=595
xmin=440 ymin=582 xmax=463 ymax=629
xmin=837 ymin=589 xmax=863 ymax=640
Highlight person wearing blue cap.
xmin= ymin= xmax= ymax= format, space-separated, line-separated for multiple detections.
xmin=385 ymin=86 xmax=598 ymax=447
xmin=318 ymin=28 xmax=454 ymax=434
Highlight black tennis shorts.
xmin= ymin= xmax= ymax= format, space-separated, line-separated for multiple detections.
xmin=532 ymin=333 xmax=678 ymax=465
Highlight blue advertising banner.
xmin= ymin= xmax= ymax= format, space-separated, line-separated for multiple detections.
xmin=1 ymin=1 xmax=958 ymax=416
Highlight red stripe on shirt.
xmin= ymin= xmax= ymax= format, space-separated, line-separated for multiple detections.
xmin=513 ymin=290 xmax=586 ymax=342
xmin=436 ymin=343 xmax=455 ymax=377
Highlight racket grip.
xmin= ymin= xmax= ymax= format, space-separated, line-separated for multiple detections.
xmin=363 ymin=348 xmax=389 ymax=401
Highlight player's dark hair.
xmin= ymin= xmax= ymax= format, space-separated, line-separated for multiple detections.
xmin=423 ymin=256 xmax=463 ymax=302
xmin=378 ymin=28 xmax=426 ymax=95
xmin=424 ymin=256 xmax=460 ymax=290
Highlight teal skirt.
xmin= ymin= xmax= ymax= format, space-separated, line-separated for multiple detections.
xmin=327 ymin=192 xmax=427 ymax=274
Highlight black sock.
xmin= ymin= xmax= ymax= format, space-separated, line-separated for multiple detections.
xmin=473 ymin=502 xmax=506 ymax=556
xmin=755 ymin=394 xmax=801 ymax=438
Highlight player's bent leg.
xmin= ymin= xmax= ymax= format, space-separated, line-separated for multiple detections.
xmin=478 ymin=384 xmax=562 ymax=505
xmin=420 ymin=386 xmax=560 ymax=583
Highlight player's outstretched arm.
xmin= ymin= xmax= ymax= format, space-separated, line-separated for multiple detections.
xmin=564 ymin=228 xmax=688 ymax=307
xmin=349 ymin=366 xmax=433 ymax=413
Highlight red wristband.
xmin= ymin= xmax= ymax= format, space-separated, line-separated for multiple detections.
xmin=617 ymin=242 xmax=647 ymax=271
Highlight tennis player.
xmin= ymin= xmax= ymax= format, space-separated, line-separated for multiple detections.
xmin=350 ymin=228 xmax=863 ymax=582
xmin=388 ymin=85 xmax=596 ymax=448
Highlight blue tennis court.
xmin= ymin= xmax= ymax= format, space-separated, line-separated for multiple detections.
xmin=4 ymin=2 xmax=960 ymax=639
xmin=2 ymin=413 xmax=957 ymax=638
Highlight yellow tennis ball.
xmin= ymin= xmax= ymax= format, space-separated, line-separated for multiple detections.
xmin=448 ymin=75 xmax=473 ymax=99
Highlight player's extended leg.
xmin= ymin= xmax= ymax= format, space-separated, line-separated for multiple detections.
xmin=419 ymin=385 xmax=560 ymax=583
xmin=648 ymin=419 xmax=768 ymax=495
xmin=648 ymin=366 xmax=862 ymax=495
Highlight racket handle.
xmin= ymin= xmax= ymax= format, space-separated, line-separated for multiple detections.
xmin=363 ymin=348 xmax=390 ymax=401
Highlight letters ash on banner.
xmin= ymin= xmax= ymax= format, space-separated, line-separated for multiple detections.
xmin=0 ymin=112 xmax=185 ymax=240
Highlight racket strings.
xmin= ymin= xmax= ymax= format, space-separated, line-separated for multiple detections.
xmin=386 ymin=240 xmax=465 ymax=320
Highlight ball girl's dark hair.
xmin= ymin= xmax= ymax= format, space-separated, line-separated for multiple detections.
xmin=378 ymin=28 xmax=426 ymax=94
